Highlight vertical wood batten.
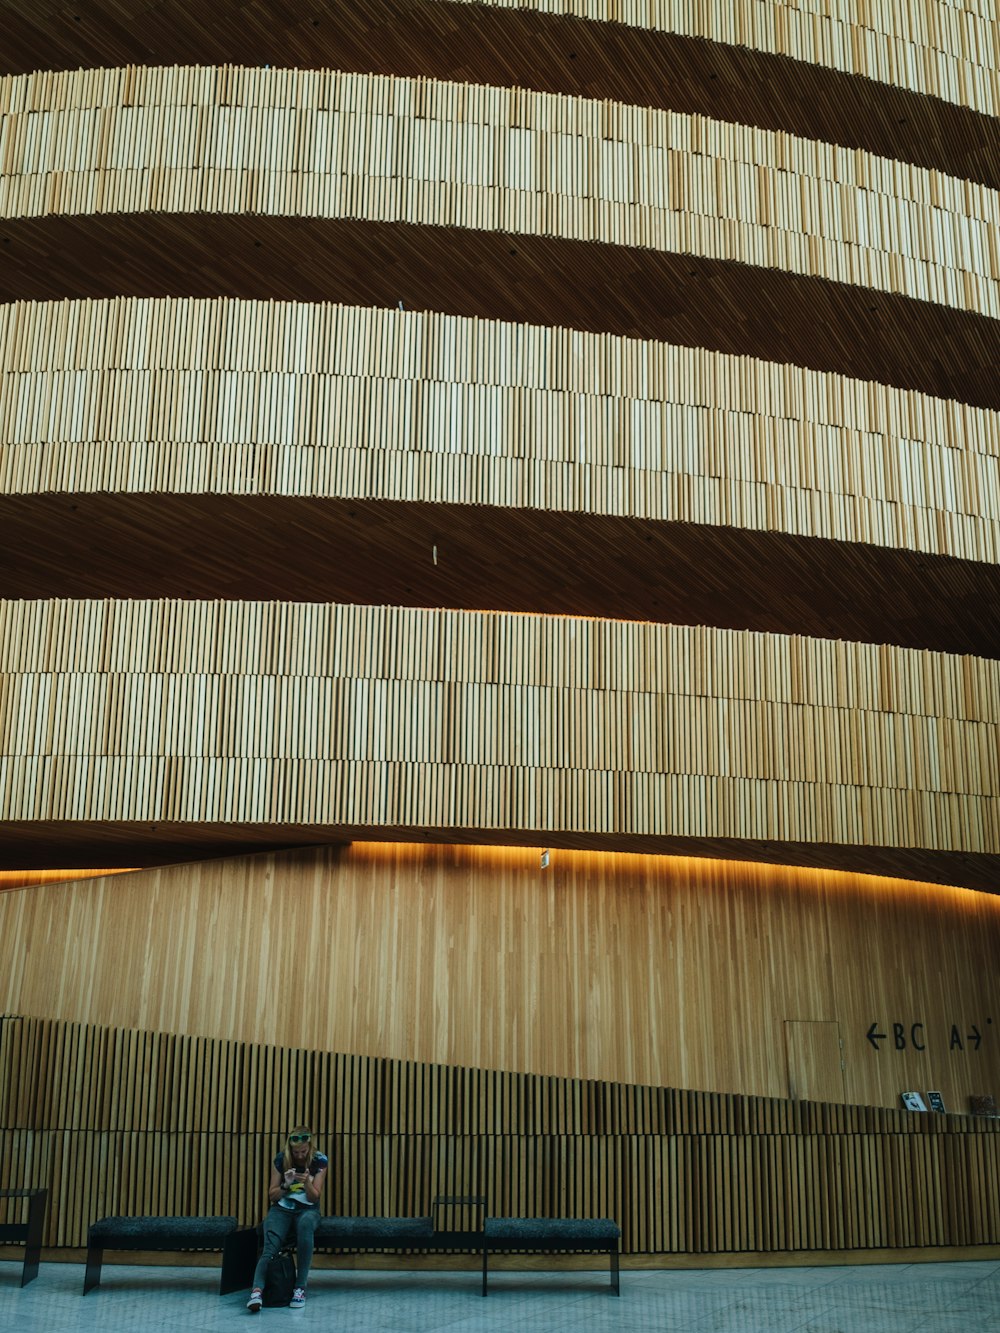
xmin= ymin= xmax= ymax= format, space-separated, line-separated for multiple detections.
xmin=1 ymin=68 xmax=999 ymax=322
xmin=2 ymin=1016 xmax=999 ymax=1254
xmin=1 ymin=300 xmax=997 ymax=567
xmin=0 ymin=602 xmax=996 ymax=855
xmin=2 ymin=845 xmax=1000 ymax=1107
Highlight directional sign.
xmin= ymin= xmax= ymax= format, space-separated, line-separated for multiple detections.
xmin=870 ymin=1020 xmax=990 ymax=1052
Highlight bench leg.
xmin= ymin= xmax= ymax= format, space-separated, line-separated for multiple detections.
xmin=21 ymin=1241 xmax=41 ymax=1288
xmin=220 ymin=1228 xmax=258 ymax=1296
xmin=83 ymin=1245 xmax=103 ymax=1294
xmin=21 ymin=1191 xmax=46 ymax=1287
xmin=610 ymin=1247 xmax=620 ymax=1296
xmin=20 ymin=1242 xmax=41 ymax=1288
xmin=482 ymin=1245 xmax=488 ymax=1296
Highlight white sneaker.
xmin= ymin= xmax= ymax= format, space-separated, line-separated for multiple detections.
xmin=290 ymin=1287 xmax=306 ymax=1309
xmin=246 ymin=1288 xmax=263 ymax=1313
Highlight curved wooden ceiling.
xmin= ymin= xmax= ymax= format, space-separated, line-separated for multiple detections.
xmin=0 ymin=820 xmax=998 ymax=895
xmin=2 ymin=216 xmax=1000 ymax=413
xmin=1 ymin=5 xmax=997 ymax=884
xmin=2 ymin=70 xmax=997 ymax=325
xmin=1 ymin=2 xmax=997 ymax=187
xmin=452 ymin=0 xmax=1000 ymax=122
xmin=2 ymin=494 xmax=998 ymax=656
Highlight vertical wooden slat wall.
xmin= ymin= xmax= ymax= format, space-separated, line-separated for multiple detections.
xmin=5 ymin=844 xmax=1000 ymax=1109
xmin=2 ymin=298 xmax=997 ymax=568
xmin=2 ymin=1014 xmax=998 ymax=1254
xmin=1 ymin=0 xmax=997 ymax=1275
xmin=1 ymin=68 xmax=998 ymax=323
xmin=0 ymin=600 xmax=997 ymax=861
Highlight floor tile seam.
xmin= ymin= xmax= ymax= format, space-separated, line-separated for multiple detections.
xmin=961 ymin=1269 xmax=1000 ymax=1295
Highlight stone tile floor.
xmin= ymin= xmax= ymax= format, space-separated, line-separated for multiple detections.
xmin=2 ymin=1257 xmax=998 ymax=1331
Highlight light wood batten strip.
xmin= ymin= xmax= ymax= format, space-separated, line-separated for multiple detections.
xmin=1 ymin=299 xmax=998 ymax=568
xmin=0 ymin=868 xmax=135 ymax=892
xmin=2 ymin=3 xmax=998 ymax=193
xmin=0 ymin=601 xmax=997 ymax=861
xmin=1 ymin=68 xmax=999 ymax=323
xmin=2 ymin=1014 xmax=1000 ymax=1252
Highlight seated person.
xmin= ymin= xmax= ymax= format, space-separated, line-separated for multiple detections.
xmin=247 ymin=1125 xmax=327 ymax=1312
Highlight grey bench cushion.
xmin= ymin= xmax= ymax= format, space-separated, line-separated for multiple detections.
xmin=485 ymin=1218 xmax=620 ymax=1247
xmin=315 ymin=1217 xmax=434 ymax=1247
xmin=88 ymin=1216 xmax=237 ymax=1250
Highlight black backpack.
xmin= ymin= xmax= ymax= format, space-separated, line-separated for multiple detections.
xmin=262 ymin=1251 xmax=297 ymax=1307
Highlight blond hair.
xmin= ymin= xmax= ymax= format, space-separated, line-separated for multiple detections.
xmin=281 ymin=1125 xmax=315 ymax=1168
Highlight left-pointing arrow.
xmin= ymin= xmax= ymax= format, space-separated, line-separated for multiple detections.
xmin=867 ymin=1023 xmax=887 ymax=1050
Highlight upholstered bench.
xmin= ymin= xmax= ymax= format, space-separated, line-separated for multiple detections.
xmin=83 ymin=1215 xmax=239 ymax=1293
xmin=225 ymin=1210 xmax=620 ymax=1297
xmin=314 ymin=1216 xmax=436 ymax=1248
xmin=225 ymin=1215 xmax=442 ymax=1290
xmin=482 ymin=1217 xmax=621 ymax=1295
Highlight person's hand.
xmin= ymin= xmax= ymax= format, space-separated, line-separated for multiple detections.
xmin=284 ymin=1169 xmax=297 ymax=1185
xmin=293 ymin=1171 xmax=309 ymax=1183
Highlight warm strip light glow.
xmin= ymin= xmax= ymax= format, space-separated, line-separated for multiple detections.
xmin=0 ymin=868 xmax=139 ymax=893
xmin=343 ymin=840 xmax=994 ymax=909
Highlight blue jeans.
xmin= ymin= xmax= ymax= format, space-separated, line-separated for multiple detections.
xmin=252 ymin=1204 xmax=320 ymax=1291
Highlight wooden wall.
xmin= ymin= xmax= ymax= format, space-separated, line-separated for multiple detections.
xmin=3 ymin=298 xmax=997 ymax=568
xmin=3 ymin=842 xmax=1000 ymax=1111
xmin=1 ymin=602 xmax=997 ymax=885
xmin=0 ymin=867 xmax=135 ymax=893
xmin=0 ymin=17 xmax=997 ymax=1266
xmin=2 ymin=67 xmax=998 ymax=324
xmin=3 ymin=1011 xmax=999 ymax=1255
xmin=3 ymin=4 xmax=998 ymax=208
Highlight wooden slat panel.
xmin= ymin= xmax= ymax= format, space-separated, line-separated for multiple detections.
xmin=1 ymin=2 xmax=997 ymax=198
xmin=2 ymin=300 xmax=996 ymax=572
xmin=1 ymin=68 xmax=997 ymax=326
xmin=0 ymin=603 xmax=996 ymax=872
xmin=3 ymin=844 xmax=1000 ymax=1110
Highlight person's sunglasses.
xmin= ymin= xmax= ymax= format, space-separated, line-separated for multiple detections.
xmin=289 ymin=1133 xmax=311 ymax=1143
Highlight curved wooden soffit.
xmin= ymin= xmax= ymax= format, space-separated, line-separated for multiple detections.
xmin=0 ymin=600 xmax=997 ymax=889
xmin=1 ymin=1 xmax=998 ymax=184
xmin=2 ymin=299 xmax=997 ymax=653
